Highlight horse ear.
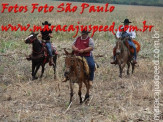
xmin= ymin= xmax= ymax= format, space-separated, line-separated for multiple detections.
xmin=64 ymin=48 xmax=69 ymax=55
xmin=35 ymin=33 xmax=39 ymax=37
xmin=30 ymin=32 xmax=34 ymax=35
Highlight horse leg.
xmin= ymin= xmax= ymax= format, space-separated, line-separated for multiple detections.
xmin=33 ymin=64 xmax=41 ymax=80
xmin=84 ymin=80 xmax=90 ymax=102
xmin=53 ymin=55 xmax=57 ymax=79
xmin=119 ymin=62 xmax=126 ymax=78
xmin=32 ymin=61 xmax=36 ymax=80
xmin=132 ymin=63 xmax=135 ymax=74
xmin=78 ymin=82 xmax=83 ymax=104
xmin=119 ymin=64 xmax=122 ymax=78
xmin=69 ymin=81 xmax=74 ymax=105
xmin=127 ymin=62 xmax=130 ymax=75
xmin=40 ymin=64 xmax=45 ymax=78
xmin=121 ymin=63 xmax=126 ymax=77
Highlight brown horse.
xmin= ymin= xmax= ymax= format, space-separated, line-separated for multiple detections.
xmin=115 ymin=39 xmax=135 ymax=78
xmin=64 ymin=49 xmax=90 ymax=104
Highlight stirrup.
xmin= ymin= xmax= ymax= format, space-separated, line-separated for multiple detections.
xmin=110 ymin=60 xmax=117 ymax=64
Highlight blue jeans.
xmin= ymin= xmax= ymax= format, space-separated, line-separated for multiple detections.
xmin=84 ymin=56 xmax=95 ymax=81
xmin=46 ymin=43 xmax=53 ymax=57
xmin=128 ymin=40 xmax=137 ymax=60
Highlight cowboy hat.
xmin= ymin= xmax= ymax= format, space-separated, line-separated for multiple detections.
xmin=122 ymin=19 xmax=132 ymax=23
xmin=81 ymin=30 xmax=91 ymax=35
xmin=42 ymin=21 xmax=51 ymax=26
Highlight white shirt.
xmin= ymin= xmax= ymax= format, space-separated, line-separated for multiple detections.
xmin=116 ymin=28 xmax=136 ymax=39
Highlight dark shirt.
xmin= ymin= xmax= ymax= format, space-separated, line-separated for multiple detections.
xmin=41 ymin=29 xmax=52 ymax=42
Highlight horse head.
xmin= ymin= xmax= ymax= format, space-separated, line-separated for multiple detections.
xmin=64 ymin=49 xmax=75 ymax=78
xmin=116 ymin=40 xmax=123 ymax=55
xmin=25 ymin=32 xmax=39 ymax=44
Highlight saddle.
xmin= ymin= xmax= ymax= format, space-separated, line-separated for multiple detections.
xmin=124 ymin=40 xmax=141 ymax=54
xmin=42 ymin=42 xmax=58 ymax=57
xmin=113 ymin=40 xmax=141 ymax=56
xmin=76 ymin=56 xmax=99 ymax=75
xmin=76 ymin=56 xmax=90 ymax=75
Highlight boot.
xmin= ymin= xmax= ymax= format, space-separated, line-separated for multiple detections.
xmin=110 ymin=55 xmax=117 ymax=64
xmin=26 ymin=54 xmax=32 ymax=61
xmin=110 ymin=60 xmax=117 ymax=64
xmin=133 ymin=60 xmax=137 ymax=64
xmin=49 ymin=57 xmax=54 ymax=66
xmin=62 ymin=78 xmax=68 ymax=82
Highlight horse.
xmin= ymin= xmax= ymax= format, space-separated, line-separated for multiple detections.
xmin=64 ymin=49 xmax=91 ymax=105
xmin=115 ymin=38 xmax=136 ymax=78
xmin=25 ymin=32 xmax=57 ymax=80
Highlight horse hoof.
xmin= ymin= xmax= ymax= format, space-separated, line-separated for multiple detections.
xmin=84 ymin=95 xmax=90 ymax=102
xmin=32 ymin=77 xmax=38 ymax=80
xmin=80 ymin=101 xmax=83 ymax=104
xmin=54 ymin=75 xmax=57 ymax=79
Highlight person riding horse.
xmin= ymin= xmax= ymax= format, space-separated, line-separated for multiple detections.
xmin=72 ymin=30 xmax=95 ymax=87
xmin=111 ymin=19 xmax=137 ymax=64
xmin=38 ymin=21 xmax=54 ymax=66
xmin=63 ymin=30 xmax=95 ymax=87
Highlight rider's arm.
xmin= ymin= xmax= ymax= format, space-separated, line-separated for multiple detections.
xmin=72 ymin=38 xmax=79 ymax=52
xmin=130 ymin=31 xmax=136 ymax=39
xmin=83 ymin=38 xmax=94 ymax=52
xmin=49 ymin=30 xmax=53 ymax=38
xmin=116 ymin=30 xmax=122 ymax=39
xmin=38 ymin=33 xmax=42 ymax=37
xmin=83 ymin=47 xmax=93 ymax=52
xmin=72 ymin=45 xmax=79 ymax=52
xmin=49 ymin=33 xmax=53 ymax=38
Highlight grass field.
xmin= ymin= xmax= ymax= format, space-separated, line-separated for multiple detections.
xmin=0 ymin=0 xmax=163 ymax=121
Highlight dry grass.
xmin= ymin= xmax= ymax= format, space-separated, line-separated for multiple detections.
xmin=0 ymin=0 xmax=163 ymax=121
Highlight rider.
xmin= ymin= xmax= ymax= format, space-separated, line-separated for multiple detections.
xmin=72 ymin=30 xmax=95 ymax=87
xmin=111 ymin=19 xmax=137 ymax=64
xmin=39 ymin=21 xmax=54 ymax=65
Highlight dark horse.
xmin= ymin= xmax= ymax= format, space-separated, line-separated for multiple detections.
xmin=64 ymin=49 xmax=91 ymax=105
xmin=25 ymin=33 xmax=57 ymax=80
xmin=115 ymin=38 xmax=135 ymax=78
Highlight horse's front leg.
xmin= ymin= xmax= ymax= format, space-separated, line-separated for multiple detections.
xmin=40 ymin=64 xmax=45 ymax=78
xmin=120 ymin=62 xmax=126 ymax=78
xmin=32 ymin=61 xmax=36 ymax=80
xmin=127 ymin=62 xmax=130 ymax=75
xmin=131 ymin=63 xmax=135 ymax=74
xmin=53 ymin=55 xmax=57 ymax=79
xmin=33 ymin=64 xmax=41 ymax=80
xmin=84 ymin=80 xmax=90 ymax=102
xmin=118 ymin=64 xmax=122 ymax=78
xmin=69 ymin=81 xmax=74 ymax=105
xmin=78 ymin=82 xmax=83 ymax=104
